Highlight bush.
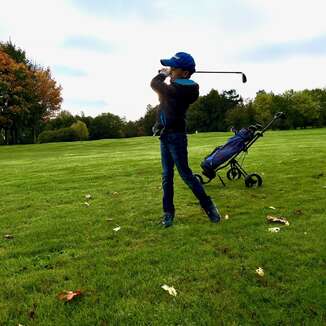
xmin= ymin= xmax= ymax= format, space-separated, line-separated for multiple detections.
xmin=38 ymin=127 xmax=79 ymax=143
xmin=71 ymin=120 xmax=89 ymax=140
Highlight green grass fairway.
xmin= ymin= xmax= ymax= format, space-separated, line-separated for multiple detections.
xmin=1 ymin=129 xmax=325 ymax=325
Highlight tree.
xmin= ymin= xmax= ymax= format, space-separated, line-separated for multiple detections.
xmin=89 ymin=112 xmax=124 ymax=139
xmin=0 ymin=41 xmax=62 ymax=144
xmin=0 ymin=50 xmax=31 ymax=144
xmin=44 ymin=110 xmax=76 ymax=131
xmin=140 ymin=104 xmax=157 ymax=136
xmin=289 ymin=90 xmax=320 ymax=128
xmin=187 ymin=89 xmax=242 ymax=132
xmin=122 ymin=120 xmax=140 ymax=138
xmin=71 ymin=120 xmax=89 ymax=140
xmin=28 ymin=66 xmax=62 ymax=142
xmin=0 ymin=40 xmax=29 ymax=65
xmin=225 ymin=101 xmax=256 ymax=130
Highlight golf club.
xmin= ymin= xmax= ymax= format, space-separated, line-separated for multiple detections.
xmin=195 ymin=71 xmax=247 ymax=83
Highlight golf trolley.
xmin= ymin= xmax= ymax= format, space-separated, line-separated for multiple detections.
xmin=195 ymin=112 xmax=286 ymax=187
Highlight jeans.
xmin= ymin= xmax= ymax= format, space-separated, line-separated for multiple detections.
xmin=160 ymin=132 xmax=212 ymax=214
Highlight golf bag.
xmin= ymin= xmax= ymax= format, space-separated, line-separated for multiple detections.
xmin=195 ymin=112 xmax=286 ymax=187
xmin=201 ymin=127 xmax=255 ymax=173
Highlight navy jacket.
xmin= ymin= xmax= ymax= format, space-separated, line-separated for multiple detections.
xmin=150 ymin=73 xmax=199 ymax=133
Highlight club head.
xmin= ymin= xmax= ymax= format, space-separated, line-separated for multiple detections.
xmin=242 ymin=73 xmax=247 ymax=83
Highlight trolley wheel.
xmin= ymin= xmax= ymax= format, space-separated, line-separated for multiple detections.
xmin=245 ymin=173 xmax=263 ymax=188
xmin=194 ymin=174 xmax=204 ymax=184
xmin=227 ymin=167 xmax=241 ymax=180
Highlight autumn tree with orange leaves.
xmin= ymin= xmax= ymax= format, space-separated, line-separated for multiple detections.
xmin=0 ymin=41 xmax=62 ymax=144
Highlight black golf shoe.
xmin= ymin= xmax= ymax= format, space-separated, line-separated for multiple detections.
xmin=161 ymin=212 xmax=174 ymax=228
xmin=203 ymin=203 xmax=221 ymax=223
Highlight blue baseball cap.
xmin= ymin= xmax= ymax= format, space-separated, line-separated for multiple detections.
xmin=160 ymin=52 xmax=196 ymax=72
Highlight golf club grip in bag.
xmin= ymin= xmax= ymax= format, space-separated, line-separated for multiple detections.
xmin=201 ymin=128 xmax=255 ymax=171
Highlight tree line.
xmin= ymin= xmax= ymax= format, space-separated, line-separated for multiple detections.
xmin=1 ymin=41 xmax=326 ymax=145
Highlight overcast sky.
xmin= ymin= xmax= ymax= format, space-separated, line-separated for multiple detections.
xmin=0 ymin=0 xmax=326 ymax=120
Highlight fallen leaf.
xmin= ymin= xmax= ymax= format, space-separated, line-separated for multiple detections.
xmin=112 ymin=192 xmax=119 ymax=196
xmin=162 ymin=284 xmax=177 ymax=297
xmin=268 ymin=227 xmax=280 ymax=233
xmin=224 ymin=214 xmax=229 ymax=220
xmin=113 ymin=226 xmax=121 ymax=232
xmin=85 ymin=194 xmax=92 ymax=200
xmin=58 ymin=290 xmax=82 ymax=302
xmin=106 ymin=218 xmax=114 ymax=222
xmin=256 ymin=267 xmax=264 ymax=277
xmin=269 ymin=206 xmax=276 ymax=210
xmin=266 ymin=215 xmax=290 ymax=226
xmin=4 ymin=234 xmax=14 ymax=239
xmin=84 ymin=202 xmax=90 ymax=207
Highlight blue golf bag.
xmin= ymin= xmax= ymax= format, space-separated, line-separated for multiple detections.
xmin=201 ymin=128 xmax=255 ymax=172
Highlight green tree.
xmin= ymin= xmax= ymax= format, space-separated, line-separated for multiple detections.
xmin=140 ymin=104 xmax=157 ymax=136
xmin=289 ymin=90 xmax=320 ymax=128
xmin=71 ymin=120 xmax=89 ymax=140
xmin=89 ymin=112 xmax=124 ymax=139
xmin=225 ymin=101 xmax=256 ymax=130
xmin=44 ymin=110 xmax=76 ymax=131
xmin=187 ymin=89 xmax=242 ymax=132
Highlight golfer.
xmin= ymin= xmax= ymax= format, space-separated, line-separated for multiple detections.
xmin=151 ymin=52 xmax=221 ymax=227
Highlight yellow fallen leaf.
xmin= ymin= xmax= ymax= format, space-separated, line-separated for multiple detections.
xmin=4 ymin=234 xmax=14 ymax=239
xmin=269 ymin=206 xmax=276 ymax=210
xmin=256 ymin=267 xmax=264 ymax=277
xmin=85 ymin=194 xmax=92 ymax=200
xmin=224 ymin=214 xmax=229 ymax=220
xmin=162 ymin=284 xmax=177 ymax=297
xmin=84 ymin=202 xmax=90 ymax=207
xmin=113 ymin=226 xmax=121 ymax=232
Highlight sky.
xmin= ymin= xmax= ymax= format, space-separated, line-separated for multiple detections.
xmin=0 ymin=0 xmax=326 ymax=121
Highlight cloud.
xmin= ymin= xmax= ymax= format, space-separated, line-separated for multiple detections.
xmin=241 ymin=35 xmax=326 ymax=62
xmin=53 ymin=65 xmax=87 ymax=77
xmin=63 ymin=36 xmax=114 ymax=53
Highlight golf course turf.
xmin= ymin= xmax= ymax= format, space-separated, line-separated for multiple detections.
xmin=1 ymin=129 xmax=325 ymax=325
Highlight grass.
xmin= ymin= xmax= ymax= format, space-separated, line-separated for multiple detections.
xmin=0 ymin=129 xmax=325 ymax=325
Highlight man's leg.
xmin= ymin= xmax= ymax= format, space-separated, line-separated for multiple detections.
xmin=160 ymin=135 xmax=175 ymax=226
xmin=168 ymin=133 xmax=221 ymax=222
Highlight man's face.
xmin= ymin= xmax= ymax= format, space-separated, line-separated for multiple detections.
xmin=169 ymin=67 xmax=190 ymax=81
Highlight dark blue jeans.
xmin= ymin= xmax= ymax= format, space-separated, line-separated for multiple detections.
xmin=160 ymin=132 xmax=212 ymax=214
